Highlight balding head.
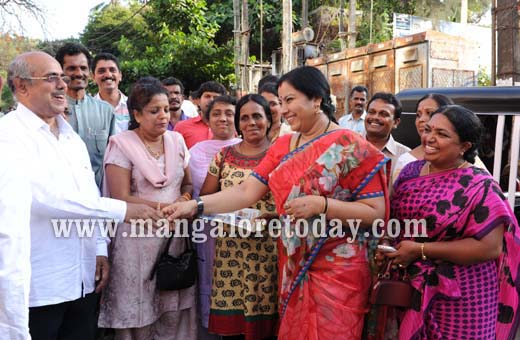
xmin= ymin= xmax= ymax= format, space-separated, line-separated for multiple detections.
xmin=8 ymin=51 xmax=57 ymax=94
xmin=8 ymin=51 xmax=68 ymax=123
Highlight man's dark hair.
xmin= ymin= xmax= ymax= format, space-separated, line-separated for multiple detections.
xmin=161 ymin=77 xmax=185 ymax=94
xmin=367 ymin=92 xmax=402 ymax=120
xmin=258 ymin=74 xmax=279 ymax=90
xmin=91 ymin=52 xmax=120 ymax=72
xmin=349 ymin=85 xmax=368 ymax=98
xmin=55 ymin=43 xmax=92 ymax=68
xmin=195 ymin=81 xmax=226 ymax=99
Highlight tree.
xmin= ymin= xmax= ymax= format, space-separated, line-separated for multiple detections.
xmin=0 ymin=33 xmax=38 ymax=71
xmin=81 ymin=1 xmax=147 ymax=56
xmin=413 ymin=0 xmax=491 ymax=23
xmin=81 ymin=0 xmax=234 ymax=93
xmin=0 ymin=0 xmax=46 ymax=36
xmin=356 ymin=0 xmax=416 ymax=46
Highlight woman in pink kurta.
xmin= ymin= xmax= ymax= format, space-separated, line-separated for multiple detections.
xmin=98 ymin=78 xmax=197 ymax=340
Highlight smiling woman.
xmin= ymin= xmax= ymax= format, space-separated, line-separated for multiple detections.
xmin=198 ymin=93 xmax=278 ymax=339
xmin=162 ymin=66 xmax=389 ymax=340
xmin=388 ymin=105 xmax=520 ymax=339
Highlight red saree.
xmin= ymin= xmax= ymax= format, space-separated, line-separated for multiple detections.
xmin=253 ymin=129 xmax=389 ymax=339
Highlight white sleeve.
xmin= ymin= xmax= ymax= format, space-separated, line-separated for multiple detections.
xmin=30 ymin=184 xmax=127 ymax=222
xmin=0 ymin=152 xmax=31 ymax=340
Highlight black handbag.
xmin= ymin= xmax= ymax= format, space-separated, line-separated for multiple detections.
xmin=149 ymin=234 xmax=198 ymax=291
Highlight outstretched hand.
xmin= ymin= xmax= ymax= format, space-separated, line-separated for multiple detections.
xmin=162 ymin=200 xmax=198 ymax=221
xmin=125 ymin=203 xmax=164 ymax=223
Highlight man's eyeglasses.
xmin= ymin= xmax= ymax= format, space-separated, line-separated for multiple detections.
xmin=21 ymin=75 xmax=71 ymax=84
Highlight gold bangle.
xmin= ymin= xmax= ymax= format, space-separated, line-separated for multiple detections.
xmin=322 ymin=196 xmax=328 ymax=214
xmin=181 ymin=192 xmax=192 ymax=201
xmin=421 ymin=243 xmax=427 ymax=260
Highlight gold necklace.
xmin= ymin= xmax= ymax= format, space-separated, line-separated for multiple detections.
xmin=426 ymin=160 xmax=468 ymax=175
xmin=140 ymin=132 xmax=164 ymax=159
xmin=295 ymin=119 xmax=331 ymax=150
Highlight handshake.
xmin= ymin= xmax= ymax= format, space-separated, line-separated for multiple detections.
xmin=124 ymin=199 xmax=199 ymax=224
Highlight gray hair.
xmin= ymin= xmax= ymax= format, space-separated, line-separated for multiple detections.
xmin=7 ymin=54 xmax=35 ymax=93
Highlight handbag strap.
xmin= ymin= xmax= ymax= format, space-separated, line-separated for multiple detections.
xmin=280 ymin=223 xmax=332 ymax=317
xmin=149 ymin=233 xmax=174 ymax=280
xmin=378 ymin=258 xmax=409 ymax=281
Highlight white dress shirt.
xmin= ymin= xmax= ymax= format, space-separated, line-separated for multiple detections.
xmin=0 ymin=104 xmax=127 ymax=308
xmin=0 ymin=147 xmax=31 ymax=340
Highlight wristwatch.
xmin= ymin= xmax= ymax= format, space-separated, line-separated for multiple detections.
xmin=195 ymin=197 xmax=204 ymax=216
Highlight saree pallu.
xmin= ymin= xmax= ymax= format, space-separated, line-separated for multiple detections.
xmin=392 ymin=160 xmax=520 ymax=340
xmin=253 ymin=129 xmax=389 ymax=340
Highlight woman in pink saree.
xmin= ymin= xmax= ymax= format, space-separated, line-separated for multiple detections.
xmin=387 ymin=105 xmax=520 ymax=339
xmin=163 ymin=66 xmax=389 ymax=339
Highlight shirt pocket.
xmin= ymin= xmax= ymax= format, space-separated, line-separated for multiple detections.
xmin=85 ymin=128 xmax=109 ymax=155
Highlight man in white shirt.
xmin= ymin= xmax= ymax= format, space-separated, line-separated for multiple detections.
xmin=92 ymin=52 xmax=130 ymax=134
xmin=0 ymin=148 xmax=31 ymax=340
xmin=338 ymin=85 xmax=368 ymax=136
xmin=1 ymin=51 xmax=160 ymax=340
xmin=364 ymin=92 xmax=411 ymax=179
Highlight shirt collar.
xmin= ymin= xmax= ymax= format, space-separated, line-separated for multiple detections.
xmin=95 ymin=90 xmax=127 ymax=107
xmin=16 ymin=103 xmax=74 ymax=135
xmin=346 ymin=110 xmax=366 ymax=121
xmin=382 ymin=134 xmax=398 ymax=156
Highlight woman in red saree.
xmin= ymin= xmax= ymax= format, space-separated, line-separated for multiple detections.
xmin=164 ymin=66 xmax=389 ymax=339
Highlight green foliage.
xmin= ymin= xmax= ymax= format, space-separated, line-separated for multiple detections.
xmin=80 ymin=0 xmax=234 ymax=94
xmin=207 ymin=0 xmax=284 ymax=63
xmin=356 ymin=0 xmax=416 ymax=46
xmin=1 ymin=84 xmax=14 ymax=112
xmin=0 ymin=33 xmax=38 ymax=72
xmin=477 ymin=66 xmax=491 ymax=86
xmin=413 ymin=0 xmax=491 ymax=23
xmin=81 ymin=1 xmax=147 ymax=56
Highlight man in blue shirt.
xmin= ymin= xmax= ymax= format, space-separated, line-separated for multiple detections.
xmin=56 ymin=43 xmax=115 ymax=189
xmin=338 ymin=85 xmax=368 ymax=136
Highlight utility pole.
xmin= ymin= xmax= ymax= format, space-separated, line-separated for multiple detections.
xmin=461 ymin=0 xmax=468 ymax=24
xmin=282 ymin=0 xmax=293 ymax=74
xmin=241 ymin=0 xmax=250 ymax=92
xmin=302 ymin=0 xmax=308 ymax=28
xmin=339 ymin=0 xmax=347 ymax=50
xmin=348 ymin=0 xmax=357 ymax=48
xmin=233 ymin=0 xmax=241 ymax=92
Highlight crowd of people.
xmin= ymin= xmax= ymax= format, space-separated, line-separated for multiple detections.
xmin=0 ymin=44 xmax=519 ymax=340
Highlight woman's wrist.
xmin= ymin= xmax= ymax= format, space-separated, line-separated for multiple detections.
xmin=416 ymin=242 xmax=424 ymax=260
xmin=314 ymin=195 xmax=328 ymax=216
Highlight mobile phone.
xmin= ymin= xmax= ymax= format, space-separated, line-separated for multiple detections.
xmin=377 ymin=245 xmax=397 ymax=253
